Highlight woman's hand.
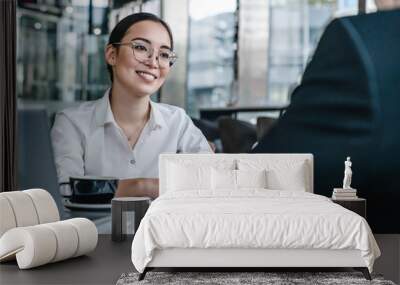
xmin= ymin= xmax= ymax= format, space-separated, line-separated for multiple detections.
xmin=115 ymin=178 xmax=159 ymax=199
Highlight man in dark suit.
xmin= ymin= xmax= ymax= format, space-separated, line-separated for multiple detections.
xmin=252 ymin=7 xmax=400 ymax=233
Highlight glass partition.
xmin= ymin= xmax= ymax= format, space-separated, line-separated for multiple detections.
xmin=17 ymin=0 xmax=110 ymax=113
xmin=266 ymin=0 xmax=359 ymax=106
xmin=187 ymin=0 xmax=237 ymax=117
xmin=187 ymin=0 xmax=363 ymax=118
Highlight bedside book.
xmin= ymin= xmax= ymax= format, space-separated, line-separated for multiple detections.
xmin=332 ymin=192 xmax=357 ymax=196
xmin=332 ymin=188 xmax=358 ymax=200
xmin=333 ymin=188 xmax=357 ymax=193
xmin=332 ymin=195 xmax=358 ymax=200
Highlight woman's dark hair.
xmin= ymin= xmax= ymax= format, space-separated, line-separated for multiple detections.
xmin=107 ymin=12 xmax=174 ymax=82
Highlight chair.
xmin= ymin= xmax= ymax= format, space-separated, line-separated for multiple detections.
xmin=0 ymin=189 xmax=97 ymax=269
xmin=17 ymin=108 xmax=66 ymax=218
xmin=191 ymin=117 xmax=222 ymax=152
xmin=191 ymin=118 xmax=220 ymax=141
xmin=218 ymin=117 xmax=257 ymax=153
xmin=256 ymin=117 xmax=277 ymax=141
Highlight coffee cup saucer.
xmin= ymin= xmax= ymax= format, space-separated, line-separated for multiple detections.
xmin=62 ymin=197 xmax=111 ymax=210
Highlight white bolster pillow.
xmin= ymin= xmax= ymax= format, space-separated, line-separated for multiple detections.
xmin=42 ymin=221 xmax=79 ymax=262
xmin=0 ymin=189 xmax=59 ymax=238
xmin=23 ymin=189 xmax=60 ymax=223
xmin=0 ymin=218 xmax=98 ymax=269
xmin=0 ymin=196 xmax=17 ymax=237
xmin=64 ymin=218 xmax=98 ymax=257
xmin=0 ymin=191 xmax=39 ymax=228
xmin=0 ymin=225 xmax=57 ymax=268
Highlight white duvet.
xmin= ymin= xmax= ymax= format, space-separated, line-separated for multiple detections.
xmin=131 ymin=190 xmax=380 ymax=273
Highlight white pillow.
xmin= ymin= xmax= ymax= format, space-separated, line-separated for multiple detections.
xmin=211 ymin=169 xmax=267 ymax=192
xmin=236 ymin=169 xmax=267 ymax=189
xmin=237 ymin=159 xmax=309 ymax=191
xmin=266 ymin=164 xmax=307 ymax=191
xmin=211 ymin=168 xmax=236 ymax=191
xmin=167 ymin=162 xmax=211 ymax=191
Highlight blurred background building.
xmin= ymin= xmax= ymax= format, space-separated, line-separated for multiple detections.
xmin=16 ymin=0 xmax=377 ymax=118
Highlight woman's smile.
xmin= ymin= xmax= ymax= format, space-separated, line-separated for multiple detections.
xmin=136 ymin=70 xmax=158 ymax=82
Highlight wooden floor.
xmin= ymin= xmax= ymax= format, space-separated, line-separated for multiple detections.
xmin=1 ymin=234 xmax=398 ymax=285
xmin=0 ymin=235 xmax=133 ymax=285
xmin=374 ymin=234 xmax=400 ymax=284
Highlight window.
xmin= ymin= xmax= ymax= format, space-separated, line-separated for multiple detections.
xmin=267 ymin=0 xmax=360 ymax=106
xmin=17 ymin=0 xmax=110 ymax=107
xmin=187 ymin=0 xmax=237 ymax=117
xmin=186 ymin=0 xmax=366 ymax=117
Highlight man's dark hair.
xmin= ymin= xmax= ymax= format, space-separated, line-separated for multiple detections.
xmin=107 ymin=13 xmax=174 ymax=82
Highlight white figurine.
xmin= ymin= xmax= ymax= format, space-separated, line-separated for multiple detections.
xmin=343 ymin=157 xmax=353 ymax=189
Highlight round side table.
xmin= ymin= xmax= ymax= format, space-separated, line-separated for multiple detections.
xmin=111 ymin=197 xmax=151 ymax=242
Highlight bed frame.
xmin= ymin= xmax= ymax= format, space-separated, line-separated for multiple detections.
xmin=139 ymin=248 xmax=370 ymax=280
xmin=138 ymin=154 xmax=372 ymax=281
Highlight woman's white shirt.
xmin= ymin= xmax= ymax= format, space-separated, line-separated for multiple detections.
xmin=51 ymin=91 xmax=212 ymax=195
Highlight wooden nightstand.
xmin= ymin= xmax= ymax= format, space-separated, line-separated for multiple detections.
xmin=331 ymin=198 xmax=366 ymax=219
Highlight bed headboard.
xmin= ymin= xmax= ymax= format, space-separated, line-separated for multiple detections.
xmin=159 ymin=153 xmax=314 ymax=195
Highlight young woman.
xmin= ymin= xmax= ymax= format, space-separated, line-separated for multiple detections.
xmin=51 ymin=13 xmax=212 ymax=199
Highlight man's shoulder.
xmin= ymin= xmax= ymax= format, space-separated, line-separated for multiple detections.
xmin=333 ymin=9 xmax=400 ymax=32
xmin=347 ymin=8 xmax=400 ymax=22
xmin=313 ymin=10 xmax=400 ymax=63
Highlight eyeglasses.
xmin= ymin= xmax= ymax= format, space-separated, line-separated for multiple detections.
xmin=112 ymin=40 xmax=177 ymax=69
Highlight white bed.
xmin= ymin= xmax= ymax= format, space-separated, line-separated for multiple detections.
xmin=131 ymin=154 xmax=380 ymax=280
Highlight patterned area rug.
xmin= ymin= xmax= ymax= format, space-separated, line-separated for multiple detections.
xmin=116 ymin=271 xmax=396 ymax=285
